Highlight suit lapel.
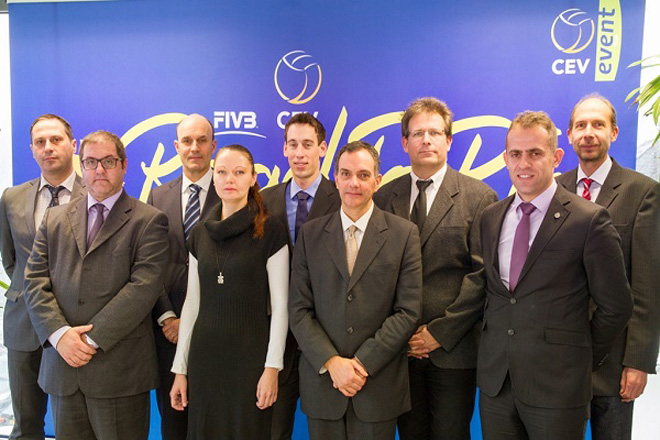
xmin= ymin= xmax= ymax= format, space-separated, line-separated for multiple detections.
xmin=24 ymin=179 xmax=40 ymax=238
xmin=72 ymin=175 xmax=87 ymax=200
xmin=163 ymin=177 xmax=186 ymax=251
xmin=488 ymin=196 xmax=512 ymax=292
xmin=558 ymin=168 xmax=578 ymax=194
xmin=421 ymin=168 xmax=458 ymax=245
xmin=516 ymin=188 xmax=570 ymax=287
xmin=309 ymin=176 xmax=340 ymax=219
xmin=595 ymin=160 xmax=622 ymax=209
xmin=87 ymin=191 xmax=131 ymax=254
xmin=323 ymin=211 xmax=350 ymax=283
xmin=68 ymin=196 xmax=89 ymax=258
xmin=201 ymin=178 xmax=221 ymax=220
xmin=347 ymin=207 xmax=387 ymax=292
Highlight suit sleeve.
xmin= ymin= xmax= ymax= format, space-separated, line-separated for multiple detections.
xmin=586 ymin=207 xmax=634 ymax=368
xmin=623 ymin=182 xmax=660 ymax=373
xmin=427 ymin=188 xmax=497 ymax=351
xmin=288 ymin=226 xmax=341 ymax=373
xmin=146 ymin=189 xmax=176 ymax=319
xmin=25 ymin=209 xmax=72 ymax=345
xmin=0 ymin=189 xmax=16 ymax=279
xmin=86 ymin=211 xmax=170 ymax=351
xmin=354 ymin=223 xmax=423 ymax=376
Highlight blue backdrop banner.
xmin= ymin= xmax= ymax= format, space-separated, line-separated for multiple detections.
xmin=8 ymin=0 xmax=646 ymax=438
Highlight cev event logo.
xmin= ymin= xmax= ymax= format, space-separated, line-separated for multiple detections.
xmin=551 ymin=8 xmax=594 ymax=54
xmin=274 ymin=50 xmax=322 ymax=104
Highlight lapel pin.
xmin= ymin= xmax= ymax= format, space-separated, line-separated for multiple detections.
xmin=554 ymin=212 xmax=561 ymax=219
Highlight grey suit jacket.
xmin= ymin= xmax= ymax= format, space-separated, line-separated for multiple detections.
xmin=24 ymin=190 xmax=169 ymax=398
xmin=477 ymin=185 xmax=632 ymax=408
xmin=262 ymin=176 xmax=341 ymax=381
xmin=289 ymin=206 xmax=422 ymax=422
xmin=0 ymin=176 xmax=86 ymax=351
xmin=557 ymin=159 xmax=660 ymax=395
xmin=147 ymin=175 xmax=220 ymax=320
xmin=374 ymin=167 xmax=497 ymax=368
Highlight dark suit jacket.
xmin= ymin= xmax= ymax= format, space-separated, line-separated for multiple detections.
xmin=374 ymin=167 xmax=497 ymax=368
xmin=24 ymin=191 xmax=169 ymax=398
xmin=557 ymin=159 xmax=660 ymax=395
xmin=477 ymin=185 xmax=632 ymax=408
xmin=289 ymin=206 xmax=423 ymax=422
xmin=147 ymin=175 xmax=220 ymax=322
xmin=0 ymin=176 xmax=86 ymax=352
xmin=262 ymin=176 xmax=341 ymax=381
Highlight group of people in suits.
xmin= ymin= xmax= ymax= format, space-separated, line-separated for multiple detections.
xmin=0 ymin=92 xmax=657 ymax=440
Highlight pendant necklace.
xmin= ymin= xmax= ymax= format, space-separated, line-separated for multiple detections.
xmin=214 ymin=239 xmax=236 ymax=285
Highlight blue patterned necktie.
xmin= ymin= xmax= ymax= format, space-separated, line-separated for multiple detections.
xmin=183 ymin=184 xmax=201 ymax=241
xmin=294 ymin=191 xmax=310 ymax=241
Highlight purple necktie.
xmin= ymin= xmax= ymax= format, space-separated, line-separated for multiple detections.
xmin=294 ymin=191 xmax=310 ymax=241
xmin=509 ymin=202 xmax=536 ymax=292
xmin=87 ymin=203 xmax=105 ymax=250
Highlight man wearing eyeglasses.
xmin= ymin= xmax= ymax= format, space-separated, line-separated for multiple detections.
xmin=147 ymin=113 xmax=220 ymax=440
xmin=0 ymin=114 xmax=86 ymax=440
xmin=374 ymin=98 xmax=497 ymax=440
xmin=24 ymin=130 xmax=169 ymax=439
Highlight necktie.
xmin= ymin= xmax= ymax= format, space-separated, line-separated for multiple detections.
xmin=183 ymin=184 xmax=201 ymax=241
xmin=87 ymin=203 xmax=105 ymax=250
xmin=294 ymin=191 xmax=310 ymax=241
xmin=346 ymin=225 xmax=358 ymax=276
xmin=46 ymin=185 xmax=65 ymax=208
xmin=509 ymin=202 xmax=536 ymax=292
xmin=581 ymin=178 xmax=593 ymax=201
xmin=410 ymin=180 xmax=432 ymax=231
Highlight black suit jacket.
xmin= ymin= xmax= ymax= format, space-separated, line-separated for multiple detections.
xmin=147 ymin=176 xmax=220 ymax=322
xmin=289 ymin=206 xmax=422 ymax=422
xmin=557 ymin=159 xmax=660 ymax=395
xmin=261 ymin=176 xmax=341 ymax=381
xmin=374 ymin=167 xmax=497 ymax=368
xmin=478 ymin=185 xmax=632 ymax=408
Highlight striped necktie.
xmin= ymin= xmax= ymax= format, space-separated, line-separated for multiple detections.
xmin=183 ymin=184 xmax=201 ymax=241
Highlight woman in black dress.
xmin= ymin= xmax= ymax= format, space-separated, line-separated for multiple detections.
xmin=170 ymin=144 xmax=289 ymax=439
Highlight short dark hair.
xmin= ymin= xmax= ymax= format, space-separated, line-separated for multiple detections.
xmin=284 ymin=113 xmax=326 ymax=145
xmin=506 ymin=111 xmax=558 ymax=151
xmin=80 ymin=130 xmax=127 ymax=161
xmin=568 ymin=93 xmax=617 ymax=130
xmin=333 ymin=140 xmax=380 ymax=176
xmin=30 ymin=114 xmax=74 ymax=142
xmin=401 ymin=97 xmax=453 ymax=138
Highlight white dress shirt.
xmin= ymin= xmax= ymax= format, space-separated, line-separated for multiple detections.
xmin=408 ymin=164 xmax=448 ymax=215
xmin=576 ymin=155 xmax=613 ymax=202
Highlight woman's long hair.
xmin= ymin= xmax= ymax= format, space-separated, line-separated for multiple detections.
xmin=216 ymin=144 xmax=268 ymax=239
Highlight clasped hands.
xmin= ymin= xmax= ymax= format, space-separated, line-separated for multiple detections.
xmin=325 ymin=355 xmax=368 ymax=397
xmin=55 ymin=324 xmax=97 ymax=368
xmin=408 ymin=324 xmax=440 ymax=359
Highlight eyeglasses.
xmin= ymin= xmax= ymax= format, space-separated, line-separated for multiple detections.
xmin=408 ymin=130 xmax=446 ymax=141
xmin=81 ymin=156 xmax=122 ymax=170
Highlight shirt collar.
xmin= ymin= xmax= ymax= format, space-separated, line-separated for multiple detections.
xmin=39 ymin=171 xmax=77 ymax=192
xmin=340 ymin=201 xmax=374 ymax=233
xmin=88 ymin=188 xmax=123 ymax=211
xmin=512 ymin=179 xmax=557 ymax=216
xmin=410 ymin=163 xmax=447 ymax=189
xmin=576 ymin=155 xmax=612 ymax=186
xmin=289 ymin=173 xmax=323 ymax=200
xmin=182 ymin=168 xmax=213 ymax=194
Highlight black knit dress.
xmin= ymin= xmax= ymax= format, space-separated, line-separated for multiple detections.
xmin=186 ymin=201 xmax=288 ymax=439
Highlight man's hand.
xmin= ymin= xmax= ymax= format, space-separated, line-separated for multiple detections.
xmin=408 ymin=324 xmax=440 ymax=359
xmin=170 ymin=374 xmax=188 ymax=411
xmin=256 ymin=367 xmax=279 ymax=410
xmin=162 ymin=318 xmax=180 ymax=344
xmin=620 ymin=367 xmax=648 ymax=402
xmin=56 ymin=324 xmax=97 ymax=368
xmin=325 ymin=356 xmax=368 ymax=397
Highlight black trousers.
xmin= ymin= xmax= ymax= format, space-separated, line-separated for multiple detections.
xmin=397 ymin=358 xmax=476 ymax=440
xmin=7 ymin=347 xmax=49 ymax=440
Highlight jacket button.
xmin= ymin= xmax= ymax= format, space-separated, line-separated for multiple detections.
xmin=347 ymin=327 xmax=354 ymax=334
xmin=507 ymin=329 xmax=515 ymax=336
xmin=78 ymin=299 xmax=85 ymax=306
xmin=347 ymin=294 xmax=353 ymax=302
xmin=510 ymin=298 xmax=517 ymax=304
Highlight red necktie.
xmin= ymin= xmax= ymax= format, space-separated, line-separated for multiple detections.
xmin=581 ymin=178 xmax=593 ymax=201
